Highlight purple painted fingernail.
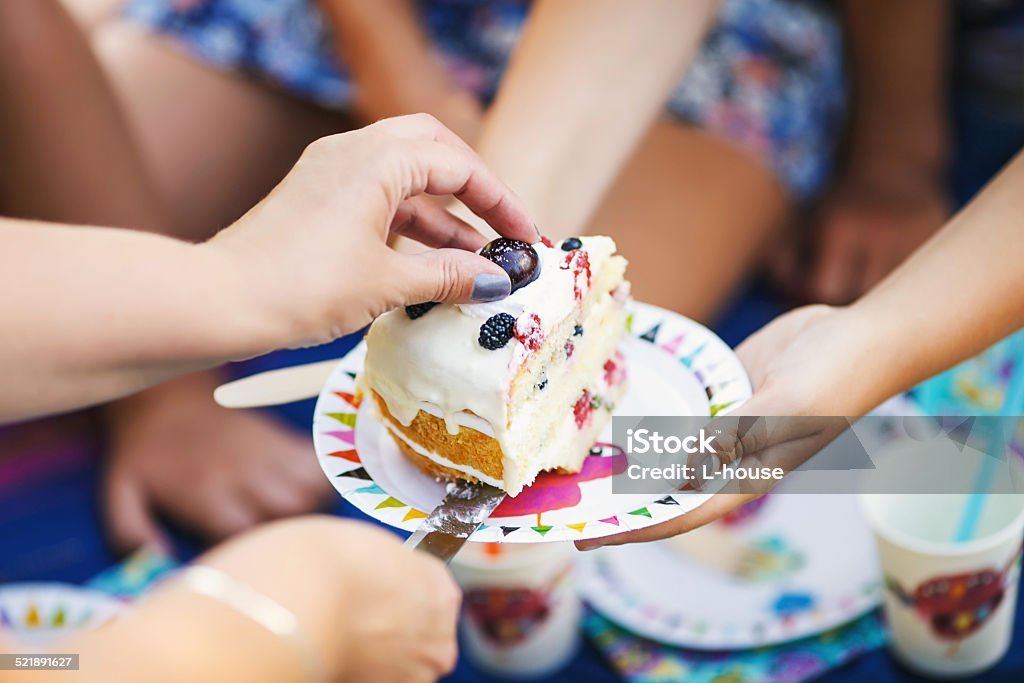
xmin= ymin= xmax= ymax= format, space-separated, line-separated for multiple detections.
xmin=471 ymin=273 xmax=511 ymax=302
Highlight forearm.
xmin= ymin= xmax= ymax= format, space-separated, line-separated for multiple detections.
xmin=0 ymin=115 xmax=537 ymax=421
xmin=472 ymin=0 xmax=718 ymax=236
xmin=852 ymin=150 xmax=1024 ymax=401
xmin=0 ymin=220 xmax=273 ymax=422
xmin=841 ymin=0 xmax=950 ymax=183
xmin=40 ymin=588 xmax=302 ymax=683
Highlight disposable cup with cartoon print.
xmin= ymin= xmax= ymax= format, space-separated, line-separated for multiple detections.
xmin=450 ymin=541 xmax=579 ymax=679
xmin=860 ymin=481 xmax=1024 ymax=679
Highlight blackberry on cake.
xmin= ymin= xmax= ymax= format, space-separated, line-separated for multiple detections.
xmin=358 ymin=236 xmax=630 ymax=496
xmin=479 ymin=313 xmax=516 ymax=350
xmin=404 ymin=302 xmax=438 ymax=320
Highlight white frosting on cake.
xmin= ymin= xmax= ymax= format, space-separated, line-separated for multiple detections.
xmin=381 ymin=355 xmax=628 ymax=493
xmin=359 ymin=236 xmax=628 ymax=495
xmin=361 ymin=237 xmax=618 ymax=430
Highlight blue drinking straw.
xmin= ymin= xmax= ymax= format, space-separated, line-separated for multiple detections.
xmin=955 ymin=455 xmax=999 ymax=543
xmin=953 ymin=333 xmax=1024 ymax=543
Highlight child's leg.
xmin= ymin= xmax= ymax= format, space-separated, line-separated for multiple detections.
xmin=61 ymin=0 xmax=123 ymax=31
xmin=76 ymin=19 xmax=355 ymax=549
xmin=590 ymin=119 xmax=791 ymax=324
xmin=590 ymin=0 xmax=841 ymax=324
xmin=91 ymin=20 xmax=352 ymax=241
xmin=0 ymin=0 xmax=166 ymax=231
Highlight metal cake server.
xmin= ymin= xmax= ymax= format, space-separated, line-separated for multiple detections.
xmin=404 ymin=480 xmax=506 ymax=564
xmin=216 ymin=361 xmax=506 ymax=563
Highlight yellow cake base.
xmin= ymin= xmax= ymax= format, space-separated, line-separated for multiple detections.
xmin=373 ymin=390 xmax=507 ymax=482
xmin=373 ymin=390 xmax=593 ymax=485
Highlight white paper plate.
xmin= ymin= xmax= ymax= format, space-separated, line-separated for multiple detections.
xmin=577 ymin=491 xmax=883 ymax=649
xmin=313 ymin=301 xmax=752 ymax=543
xmin=0 ymin=583 xmax=122 ymax=646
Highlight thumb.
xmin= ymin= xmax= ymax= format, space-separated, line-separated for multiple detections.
xmin=104 ymin=472 xmax=170 ymax=555
xmin=391 ymin=249 xmax=511 ymax=305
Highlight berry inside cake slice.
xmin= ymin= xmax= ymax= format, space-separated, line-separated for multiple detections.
xmin=359 ymin=236 xmax=629 ymax=496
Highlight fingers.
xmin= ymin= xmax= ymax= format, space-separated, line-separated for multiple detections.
xmin=370 ymin=115 xmax=535 ymax=243
xmin=368 ymin=112 xmax=478 ymax=156
xmin=387 ymin=248 xmax=511 ymax=305
xmin=239 ymin=476 xmax=322 ymax=521
xmin=205 ymin=503 xmax=263 ymax=540
xmin=576 ymin=396 xmax=849 ymax=550
xmin=278 ymin=447 xmax=335 ymax=505
xmin=104 ymin=472 xmax=170 ymax=554
xmin=576 ymin=492 xmax=761 ymax=550
xmin=711 ymin=413 xmax=824 ymax=461
xmin=811 ymin=218 xmax=862 ymax=304
xmin=391 ymin=138 xmax=535 ymax=242
xmin=183 ymin=489 xmax=263 ymax=541
xmin=391 ymin=196 xmax=490 ymax=251
xmin=765 ymin=230 xmax=801 ymax=297
xmin=418 ymin=560 xmax=461 ymax=675
xmin=239 ymin=463 xmax=331 ymax=522
xmin=859 ymin=235 xmax=898 ymax=295
xmin=235 ymin=430 xmax=331 ymax=520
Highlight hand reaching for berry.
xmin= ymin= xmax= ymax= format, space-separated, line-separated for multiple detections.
xmin=479 ymin=238 xmax=542 ymax=293
xmin=0 ymin=114 xmax=537 ymax=421
xmin=209 ymin=114 xmax=538 ymax=349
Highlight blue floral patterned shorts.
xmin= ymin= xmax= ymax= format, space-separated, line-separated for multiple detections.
xmin=124 ymin=0 xmax=845 ymax=199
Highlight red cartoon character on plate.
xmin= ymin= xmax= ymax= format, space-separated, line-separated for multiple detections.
xmin=491 ymin=443 xmax=626 ymax=521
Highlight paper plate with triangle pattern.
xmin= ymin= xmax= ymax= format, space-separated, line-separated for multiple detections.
xmin=578 ymin=492 xmax=883 ymax=649
xmin=313 ymin=301 xmax=752 ymax=543
xmin=0 ymin=583 xmax=123 ymax=646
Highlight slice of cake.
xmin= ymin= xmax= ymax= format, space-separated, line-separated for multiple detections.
xmin=359 ymin=236 xmax=629 ymax=496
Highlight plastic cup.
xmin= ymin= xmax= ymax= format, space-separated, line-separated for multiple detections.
xmin=860 ymin=489 xmax=1024 ymax=678
xmin=450 ymin=542 xmax=580 ymax=679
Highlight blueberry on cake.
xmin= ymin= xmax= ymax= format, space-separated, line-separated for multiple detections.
xmin=359 ymin=236 xmax=629 ymax=496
